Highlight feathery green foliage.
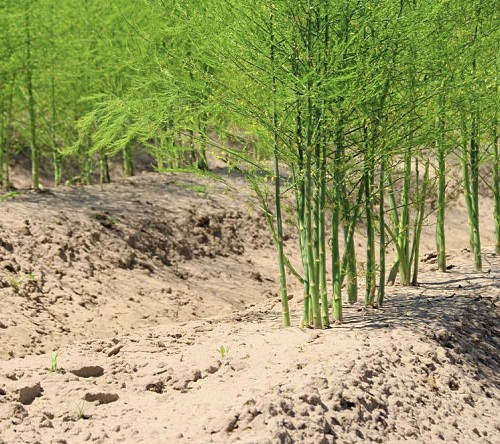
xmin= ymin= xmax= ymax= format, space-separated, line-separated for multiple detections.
xmin=0 ymin=0 xmax=497 ymax=327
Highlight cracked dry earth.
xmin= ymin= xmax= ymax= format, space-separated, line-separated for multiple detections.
xmin=0 ymin=172 xmax=499 ymax=443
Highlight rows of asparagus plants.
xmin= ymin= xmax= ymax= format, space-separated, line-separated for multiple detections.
xmin=213 ymin=0 xmax=498 ymax=326
xmin=0 ymin=0 xmax=498 ymax=326
xmin=0 ymin=0 xmax=212 ymax=187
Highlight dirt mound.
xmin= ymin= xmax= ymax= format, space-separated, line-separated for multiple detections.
xmin=0 ymin=261 xmax=498 ymax=443
xmin=0 ymin=173 xmax=278 ymax=360
xmin=0 ymin=172 xmax=499 ymax=443
xmin=221 ymin=285 xmax=500 ymax=443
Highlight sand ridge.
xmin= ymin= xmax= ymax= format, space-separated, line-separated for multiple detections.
xmin=0 ymin=172 xmax=499 ymax=443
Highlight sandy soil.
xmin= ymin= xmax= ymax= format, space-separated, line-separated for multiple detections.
xmin=0 ymin=172 xmax=499 ymax=443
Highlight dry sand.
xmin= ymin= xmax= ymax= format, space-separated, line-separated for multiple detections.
xmin=0 ymin=172 xmax=499 ymax=443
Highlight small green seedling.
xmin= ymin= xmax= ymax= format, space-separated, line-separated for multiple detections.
xmin=75 ymin=401 xmax=87 ymax=420
xmin=50 ymin=351 xmax=59 ymax=373
xmin=217 ymin=345 xmax=228 ymax=358
xmin=8 ymin=273 xmax=37 ymax=293
xmin=0 ymin=191 xmax=20 ymax=202
xmin=7 ymin=276 xmax=23 ymax=292
xmin=297 ymin=345 xmax=305 ymax=353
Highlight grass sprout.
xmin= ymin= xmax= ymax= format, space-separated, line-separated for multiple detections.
xmin=217 ymin=345 xmax=228 ymax=358
xmin=7 ymin=273 xmax=36 ymax=292
xmin=0 ymin=191 xmax=20 ymax=202
xmin=75 ymin=401 xmax=87 ymax=420
xmin=50 ymin=351 xmax=59 ymax=373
